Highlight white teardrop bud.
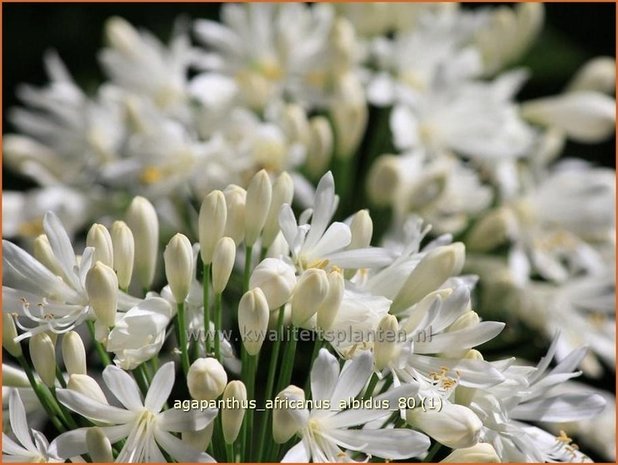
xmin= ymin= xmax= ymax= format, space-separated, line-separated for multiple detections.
xmin=87 ymin=224 xmax=114 ymax=268
xmin=223 ymin=185 xmax=247 ymax=245
xmin=567 ymin=57 xmax=616 ymax=94
xmin=199 ymin=190 xmax=227 ymax=265
xmin=163 ymin=234 xmax=194 ymax=304
xmin=212 ymin=237 xmax=236 ymax=294
xmin=316 ymin=270 xmax=344 ymax=331
xmin=221 ymin=380 xmax=247 ymax=444
xmin=238 ymin=288 xmax=270 ymax=356
xmin=441 ymin=443 xmax=500 ymax=463
xmin=29 ymin=333 xmax=56 ymax=387
xmin=249 ymin=258 xmax=297 ymax=310
xmin=125 ymin=196 xmax=159 ymax=289
xmin=291 ymin=269 xmax=329 ymax=326
xmin=374 ymin=314 xmax=400 ymax=371
xmin=272 ymin=385 xmax=309 ymax=444
xmin=367 ymin=155 xmax=402 ymax=206
xmin=245 ymin=169 xmax=272 ymax=247
xmin=86 ymin=427 xmax=114 ymax=463
xmin=305 ymin=116 xmax=334 ymax=178
xmin=262 ymin=172 xmax=294 ymax=249
xmin=33 ymin=234 xmax=64 ymax=277
xmin=187 ymin=358 xmax=228 ymax=401
xmin=67 ymin=374 xmax=108 ymax=404
xmin=111 ymin=221 xmax=134 ymax=290
xmin=392 ymin=243 xmax=465 ymax=314
xmin=62 ymin=331 xmax=86 ymax=376
xmin=2 ymin=313 xmax=22 ymax=357
xmin=85 ymin=262 xmax=118 ymax=327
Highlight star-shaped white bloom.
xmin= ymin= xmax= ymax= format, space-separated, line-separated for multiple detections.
xmin=51 ymin=362 xmax=217 ymax=463
xmin=282 ymin=349 xmax=429 ymax=462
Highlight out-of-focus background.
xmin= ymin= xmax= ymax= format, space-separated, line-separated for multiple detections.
xmin=3 ymin=3 xmax=616 ymax=189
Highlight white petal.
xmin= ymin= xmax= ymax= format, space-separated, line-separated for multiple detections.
xmin=42 ymin=212 xmax=79 ymax=289
xmin=158 ymin=407 xmax=217 ymax=432
xmin=281 ymin=440 xmax=310 ymax=462
xmin=414 ymin=322 xmax=505 ymax=354
xmin=154 ymin=429 xmax=215 ymax=462
xmin=304 ymin=172 xmax=336 ymax=250
xmin=512 ymin=393 xmax=606 ymax=422
xmin=328 ymin=428 xmax=430 ymax=460
xmin=329 ymin=351 xmax=372 ymax=407
xmin=311 ymin=349 xmax=340 ymax=403
xmin=390 ymin=105 xmax=419 ymax=150
xmin=326 ymin=247 xmax=394 ymax=269
xmin=307 ymin=222 xmax=351 ymax=259
xmin=8 ymin=391 xmax=37 ymax=452
xmin=144 ymin=362 xmax=175 ymax=412
xmin=103 ymin=364 xmax=143 ymax=410
xmin=56 ymin=389 xmax=135 ymax=424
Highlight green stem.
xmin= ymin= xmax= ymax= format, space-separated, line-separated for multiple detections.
xmin=56 ymin=366 xmax=67 ymax=388
xmin=203 ymin=262 xmax=212 ymax=355
xmin=175 ymin=302 xmax=190 ymax=375
xmin=214 ymin=293 xmax=223 ymax=363
xmin=245 ymin=353 xmax=257 ymax=460
xmin=17 ymin=355 xmax=66 ymax=433
xmin=256 ymin=307 xmax=285 ymax=461
xmin=259 ymin=246 xmax=268 ymax=263
xmin=86 ymin=320 xmax=111 ymax=366
xmin=363 ymin=373 xmax=379 ymax=400
xmin=132 ymin=365 xmax=150 ymax=396
xmin=226 ymin=442 xmax=235 ymax=463
xmin=304 ymin=336 xmax=324 ymax=399
xmin=276 ymin=326 xmax=298 ymax=398
xmin=424 ymin=441 xmax=443 ymax=462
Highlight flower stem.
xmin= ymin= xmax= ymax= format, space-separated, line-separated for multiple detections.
xmin=214 ymin=293 xmax=223 ymax=363
xmin=424 ymin=441 xmax=442 ymax=462
xmin=17 ymin=355 xmax=66 ymax=433
xmin=304 ymin=335 xmax=324 ymax=399
xmin=86 ymin=320 xmax=111 ymax=366
xmin=256 ymin=306 xmax=285 ymax=461
xmin=244 ymin=353 xmax=257 ymax=460
xmin=203 ymin=262 xmax=212 ymax=355
xmin=55 ymin=366 xmax=67 ymax=388
xmin=276 ymin=325 xmax=298 ymax=398
xmin=363 ymin=373 xmax=379 ymax=400
xmin=175 ymin=302 xmax=190 ymax=375
xmin=132 ymin=364 xmax=150 ymax=396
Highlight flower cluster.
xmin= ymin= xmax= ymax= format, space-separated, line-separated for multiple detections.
xmin=3 ymin=3 xmax=615 ymax=463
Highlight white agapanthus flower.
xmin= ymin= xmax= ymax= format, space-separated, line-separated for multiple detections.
xmin=2 ymin=391 xmax=62 ymax=463
xmin=282 ymin=349 xmax=430 ymax=462
xmin=51 ymin=362 xmax=217 ymax=462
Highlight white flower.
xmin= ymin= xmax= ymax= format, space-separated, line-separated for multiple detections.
xmin=466 ymin=337 xmax=606 ymax=462
xmin=2 ymin=212 xmax=137 ymax=340
xmin=106 ymin=297 xmax=173 ymax=370
xmin=51 ymin=362 xmax=217 ymax=462
xmin=282 ymin=349 xmax=430 ymax=462
xmin=3 ymin=390 xmax=62 ymax=462
xmin=279 ymin=171 xmax=393 ymax=272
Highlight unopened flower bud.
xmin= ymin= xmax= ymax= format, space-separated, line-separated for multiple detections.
xmin=567 ymin=57 xmax=616 ymax=94
xmin=222 ymin=380 xmax=247 ymax=444
xmin=33 ymin=234 xmax=63 ymax=277
xmin=406 ymin=402 xmax=482 ymax=449
xmin=281 ymin=104 xmax=310 ymax=146
xmin=29 ymin=333 xmax=56 ymax=387
xmin=455 ymin=350 xmax=484 ymax=406
xmin=305 ymin=116 xmax=334 ymax=178
xmin=212 ymin=237 xmax=236 ymax=294
xmin=331 ymin=73 xmax=367 ymax=159
xmin=262 ymin=172 xmax=294 ymax=248
xmin=392 ymin=243 xmax=465 ymax=314
xmin=87 ymin=224 xmax=114 ymax=268
xmin=447 ymin=311 xmax=480 ymax=332
xmin=125 ymin=196 xmax=159 ymax=289
xmin=316 ymin=270 xmax=344 ymax=330
xmin=467 ymin=208 xmax=515 ymax=252
xmin=245 ymin=170 xmax=272 ymax=247
xmin=273 ymin=385 xmax=308 ymax=444
xmin=374 ymin=314 xmax=400 ymax=371
xmin=291 ymin=269 xmax=329 ymax=326
xmin=349 ymin=209 xmax=373 ymax=249
xmin=187 ymin=358 xmax=228 ymax=401
xmin=85 ymin=262 xmax=118 ymax=327
xmin=521 ymin=91 xmax=616 ymax=143
xmin=105 ymin=17 xmax=139 ymax=55
xmin=62 ymin=331 xmax=86 ymax=376
xmin=223 ymin=185 xmax=247 ymax=245
xmin=111 ymin=221 xmax=134 ymax=290
xmin=441 ymin=443 xmax=500 ymax=463
xmin=182 ymin=423 xmax=215 ymax=452
xmin=238 ymin=288 xmax=270 ymax=355
xmin=3 ymin=313 xmax=22 ymax=357
xmin=86 ymin=427 xmax=114 ymax=463
xmin=367 ymin=155 xmax=402 ymax=206
xmin=67 ymin=374 xmax=108 ymax=404
xmin=249 ymin=258 xmax=297 ymax=310
xmin=163 ymin=234 xmax=194 ymax=304
xmin=199 ymin=190 xmax=227 ymax=265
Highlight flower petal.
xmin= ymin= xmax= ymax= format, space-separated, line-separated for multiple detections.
xmin=311 ymin=349 xmax=340 ymax=403
xmin=103 ymin=364 xmax=143 ymax=410
xmin=154 ymin=429 xmax=215 ymax=462
xmin=329 ymin=351 xmax=372 ymax=407
xmin=56 ymin=389 xmax=134 ymax=424
xmin=144 ymin=362 xmax=175 ymax=412
xmin=328 ymin=427 xmax=430 ymax=460
xmin=158 ymin=407 xmax=217 ymax=432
